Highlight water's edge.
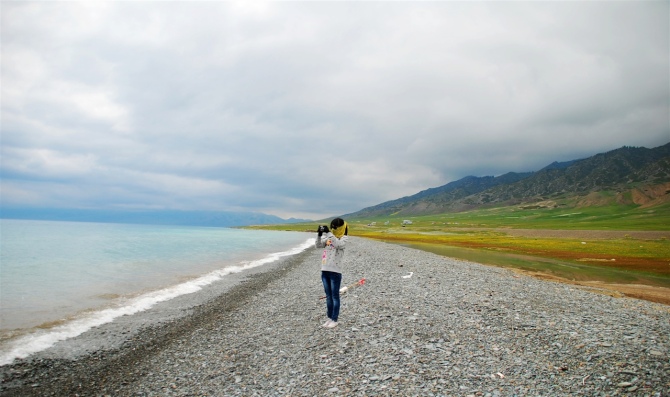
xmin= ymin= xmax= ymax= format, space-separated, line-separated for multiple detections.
xmin=0 ymin=239 xmax=313 ymax=366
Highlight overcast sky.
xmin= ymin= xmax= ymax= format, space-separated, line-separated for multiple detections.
xmin=2 ymin=2 xmax=668 ymax=220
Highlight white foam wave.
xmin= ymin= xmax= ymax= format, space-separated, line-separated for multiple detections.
xmin=0 ymin=238 xmax=313 ymax=366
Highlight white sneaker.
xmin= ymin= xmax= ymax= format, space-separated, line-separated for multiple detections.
xmin=322 ymin=319 xmax=333 ymax=327
xmin=325 ymin=320 xmax=338 ymax=328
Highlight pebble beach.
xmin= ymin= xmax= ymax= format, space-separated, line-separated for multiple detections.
xmin=1 ymin=237 xmax=668 ymax=396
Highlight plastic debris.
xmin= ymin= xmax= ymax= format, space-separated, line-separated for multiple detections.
xmin=320 ymin=278 xmax=366 ymax=299
xmin=339 ymin=278 xmax=366 ymax=294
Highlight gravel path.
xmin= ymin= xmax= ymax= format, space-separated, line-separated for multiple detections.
xmin=1 ymin=237 xmax=668 ymax=396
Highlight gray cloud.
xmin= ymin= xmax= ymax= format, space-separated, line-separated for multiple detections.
xmin=2 ymin=1 xmax=668 ymax=219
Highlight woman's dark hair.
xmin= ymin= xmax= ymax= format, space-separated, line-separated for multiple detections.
xmin=330 ymin=217 xmax=348 ymax=235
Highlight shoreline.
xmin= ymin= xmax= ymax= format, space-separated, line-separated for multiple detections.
xmin=0 ymin=248 xmax=314 ymax=395
xmin=0 ymin=236 xmax=313 ymax=366
xmin=1 ymin=237 xmax=668 ymax=396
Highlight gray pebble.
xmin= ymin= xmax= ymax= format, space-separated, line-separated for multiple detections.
xmin=2 ymin=237 xmax=668 ymax=397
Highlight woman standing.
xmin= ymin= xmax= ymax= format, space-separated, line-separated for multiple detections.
xmin=316 ymin=217 xmax=348 ymax=328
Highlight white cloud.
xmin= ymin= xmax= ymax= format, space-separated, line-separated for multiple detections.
xmin=2 ymin=148 xmax=97 ymax=179
xmin=51 ymin=80 xmax=131 ymax=132
xmin=1 ymin=1 xmax=668 ymax=219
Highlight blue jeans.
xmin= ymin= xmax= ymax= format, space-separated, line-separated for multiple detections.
xmin=321 ymin=271 xmax=342 ymax=322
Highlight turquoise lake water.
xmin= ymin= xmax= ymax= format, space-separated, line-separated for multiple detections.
xmin=0 ymin=219 xmax=311 ymax=365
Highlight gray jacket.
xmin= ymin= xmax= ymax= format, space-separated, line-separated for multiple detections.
xmin=316 ymin=233 xmax=347 ymax=274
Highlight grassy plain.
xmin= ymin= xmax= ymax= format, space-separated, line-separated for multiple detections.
xmin=246 ymin=203 xmax=670 ymax=304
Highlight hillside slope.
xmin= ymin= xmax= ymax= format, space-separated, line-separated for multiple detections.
xmin=347 ymin=143 xmax=670 ymax=218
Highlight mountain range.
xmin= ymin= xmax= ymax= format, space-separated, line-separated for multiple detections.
xmin=346 ymin=142 xmax=670 ymax=218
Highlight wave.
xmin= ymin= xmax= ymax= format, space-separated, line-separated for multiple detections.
xmin=0 ymin=238 xmax=313 ymax=366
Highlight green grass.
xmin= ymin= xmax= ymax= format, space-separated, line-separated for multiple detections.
xmin=245 ymin=202 xmax=670 ymax=232
xmin=244 ymin=202 xmax=670 ymax=289
xmin=347 ymin=202 xmax=670 ymax=231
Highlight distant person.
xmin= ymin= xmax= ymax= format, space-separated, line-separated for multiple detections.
xmin=315 ymin=217 xmax=348 ymax=328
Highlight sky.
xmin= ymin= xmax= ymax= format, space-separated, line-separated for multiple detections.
xmin=1 ymin=2 xmax=668 ymax=220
